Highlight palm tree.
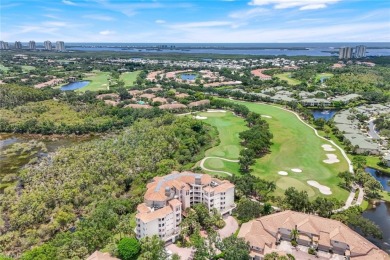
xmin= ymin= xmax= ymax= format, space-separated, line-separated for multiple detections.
xmin=290 ymin=226 xmax=299 ymax=247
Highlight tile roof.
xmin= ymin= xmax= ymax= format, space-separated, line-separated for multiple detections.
xmin=136 ymin=205 xmax=173 ymax=223
xmin=238 ymin=210 xmax=389 ymax=259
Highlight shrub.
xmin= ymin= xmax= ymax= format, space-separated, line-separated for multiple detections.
xmin=117 ymin=237 xmax=140 ymax=260
xmin=308 ymin=248 xmax=316 ymax=255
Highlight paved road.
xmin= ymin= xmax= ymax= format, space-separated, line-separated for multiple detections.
xmin=218 ymin=216 xmax=239 ymax=238
xmin=199 ymin=157 xmax=239 ymax=176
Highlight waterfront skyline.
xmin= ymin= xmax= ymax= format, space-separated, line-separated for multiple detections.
xmin=1 ymin=0 xmax=389 ymax=43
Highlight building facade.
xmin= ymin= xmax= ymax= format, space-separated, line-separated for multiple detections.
xmin=28 ymin=40 xmax=36 ymax=50
xmin=44 ymin=40 xmax=52 ymax=50
xmin=56 ymin=41 xmax=65 ymax=52
xmin=14 ymin=41 xmax=22 ymax=49
xmin=135 ymin=171 xmax=235 ymax=242
xmin=0 ymin=41 xmax=9 ymax=50
xmin=339 ymin=47 xmax=353 ymax=59
xmin=238 ymin=210 xmax=388 ymax=260
xmin=354 ymin=45 xmax=367 ymax=58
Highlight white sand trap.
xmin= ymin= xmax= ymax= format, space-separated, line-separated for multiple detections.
xmin=194 ymin=116 xmax=207 ymax=120
xmin=291 ymin=168 xmax=302 ymax=173
xmin=323 ymin=154 xmax=340 ymax=164
xmin=207 ymin=109 xmax=226 ymax=113
xmin=278 ymin=171 xmax=288 ymax=176
xmin=261 ymin=115 xmax=272 ymax=118
xmin=307 ymin=180 xmax=332 ymax=195
xmin=322 ymin=144 xmax=336 ymax=152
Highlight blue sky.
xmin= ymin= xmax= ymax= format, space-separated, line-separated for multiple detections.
xmin=1 ymin=0 xmax=389 ymax=42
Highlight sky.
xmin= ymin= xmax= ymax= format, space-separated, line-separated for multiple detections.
xmin=1 ymin=0 xmax=389 ymax=43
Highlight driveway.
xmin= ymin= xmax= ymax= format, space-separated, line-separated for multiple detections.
xmin=218 ymin=216 xmax=239 ymax=239
xmin=166 ymin=244 xmax=194 ymax=260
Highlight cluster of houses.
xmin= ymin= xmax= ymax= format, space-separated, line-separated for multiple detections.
xmin=238 ymin=210 xmax=388 ymax=260
xmin=96 ymin=87 xmax=210 ymax=111
xmin=334 ymin=104 xmax=390 ymax=155
xmin=86 ymin=172 xmax=388 ymax=260
xmin=239 ymin=86 xmax=361 ymax=107
xmin=146 ymin=69 xmax=242 ymax=87
xmin=106 ymin=57 xmax=310 ymax=71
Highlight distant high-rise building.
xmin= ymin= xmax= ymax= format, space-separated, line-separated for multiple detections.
xmin=339 ymin=47 xmax=352 ymax=59
xmin=56 ymin=41 xmax=65 ymax=52
xmin=0 ymin=41 xmax=9 ymax=50
xmin=14 ymin=41 xmax=22 ymax=49
xmin=44 ymin=40 xmax=52 ymax=50
xmin=354 ymin=45 xmax=366 ymax=58
xmin=28 ymin=40 xmax=36 ymax=50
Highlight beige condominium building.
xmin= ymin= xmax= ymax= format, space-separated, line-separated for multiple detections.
xmin=135 ymin=171 xmax=235 ymax=242
xmin=238 ymin=210 xmax=389 ymax=260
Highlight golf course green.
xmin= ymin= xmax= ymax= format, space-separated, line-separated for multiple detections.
xmin=198 ymin=101 xmax=349 ymax=200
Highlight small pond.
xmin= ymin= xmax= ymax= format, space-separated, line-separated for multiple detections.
xmin=181 ymin=74 xmax=197 ymax=81
xmin=365 ymin=167 xmax=390 ymax=192
xmin=311 ymin=109 xmax=338 ymax=121
xmin=60 ymin=81 xmax=90 ymax=91
xmin=362 ymin=201 xmax=390 ymax=254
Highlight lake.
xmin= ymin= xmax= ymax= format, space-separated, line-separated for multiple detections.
xmin=60 ymin=81 xmax=90 ymax=91
xmin=181 ymin=74 xmax=197 ymax=80
xmin=0 ymin=133 xmax=94 ymax=193
xmin=365 ymin=167 xmax=390 ymax=192
xmin=362 ymin=201 xmax=390 ymax=254
xmin=311 ymin=109 xmax=338 ymax=121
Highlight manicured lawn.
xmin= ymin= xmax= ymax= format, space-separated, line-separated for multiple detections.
xmin=275 ymin=72 xmax=301 ymax=86
xmin=120 ymin=71 xmax=141 ymax=86
xmin=195 ymin=111 xmax=247 ymax=174
xmin=78 ymin=71 xmax=111 ymax=92
xmin=21 ymin=65 xmax=35 ymax=73
xmin=365 ymin=156 xmax=390 ymax=174
xmin=0 ymin=64 xmax=9 ymax=72
xmin=220 ymin=100 xmax=350 ymax=200
xmin=200 ymin=112 xmax=247 ymax=160
xmin=78 ymin=70 xmax=141 ymax=92
xmin=315 ymin=72 xmax=334 ymax=82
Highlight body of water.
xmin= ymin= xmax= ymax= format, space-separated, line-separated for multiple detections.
xmin=60 ymin=81 xmax=90 ymax=91
xmin=362 ymin=201 xmax=390 ymax=254
xmin=311 ymin=109 xmax=338 ymax=121
xmin=181 ymin=74 xmax=197 ymax=80
xmin=60 ymin=42 xmax=390 ymax=56
xmin=365 ymin=167 xmax=390 ymax=192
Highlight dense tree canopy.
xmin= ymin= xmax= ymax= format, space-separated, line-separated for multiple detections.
xmin=1 ymin=116 xmax=213 ymax=258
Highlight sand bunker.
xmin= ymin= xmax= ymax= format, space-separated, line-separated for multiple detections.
xmin=278 ymin=171 xmax=288 ymax=176
xmin=207 ymin=109 xmax=226 ymax=113
xmin=323 ymin=154 xmax=340 ymax=164
xmin=291 ymin=168 xmax=302 ymax=173
xmin=307 ymin=180 xmax=332 ymax=195
xmin=194 ymin=116 xmax=207 ymax=120
xmin=261 ymin=115 xmax=272 ymax=118
xmin=322 ymin=144 xmax=336 ymax=152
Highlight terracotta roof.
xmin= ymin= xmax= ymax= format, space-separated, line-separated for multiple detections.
xmin=188 ymin=99 xmax=210 ymax=107
xmin=136 ymin=205 xmax=173 ymax=223
xmin=175 ymin=93 xmax=190 ymax=98
xmin=137 ymin=203 xmax=151 ymax=214
xmin=238 ymin=210 xmax=389 ymax=259
xmin=168 ymin=198 xmax=182 ymax=208
xmin=139 ymin=93 xmax=156 ymax=99
xmin=152 ymin=97 xmax=168 ymax=104
xmin=87 ymin=251 xmax=120 ymax=260
xmin=159 ymin=103 xmax=187 ymax=110
xmin=128 ymin=90 xmax=143 ymax=96
xmin=124 ymin=104 xmax=152 ymax=109
xmin=104 ymin=100 xmax=119 ymax=106
xmin=96 ymin=93 xmax=120 ymax=100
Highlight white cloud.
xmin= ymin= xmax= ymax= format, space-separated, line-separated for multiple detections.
xmin=99 ymin=30 xmax=115 ymax=35
xmin=62 ymin=0 xmax=78 ymax=6
xmin=170 ymin=21 xmax=233 ymax=29
xmin=248 ymin=0 xmax=340 ymax=10
xmin=42 ymin=21 xmax=68 ymax=27
xmin=229 ymin=7 xmax=269 ymax=19
xmin=83 ymin=14 xmax=115 ymax=21
xmin=155 ymin=19 xmax=166 ymax=24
